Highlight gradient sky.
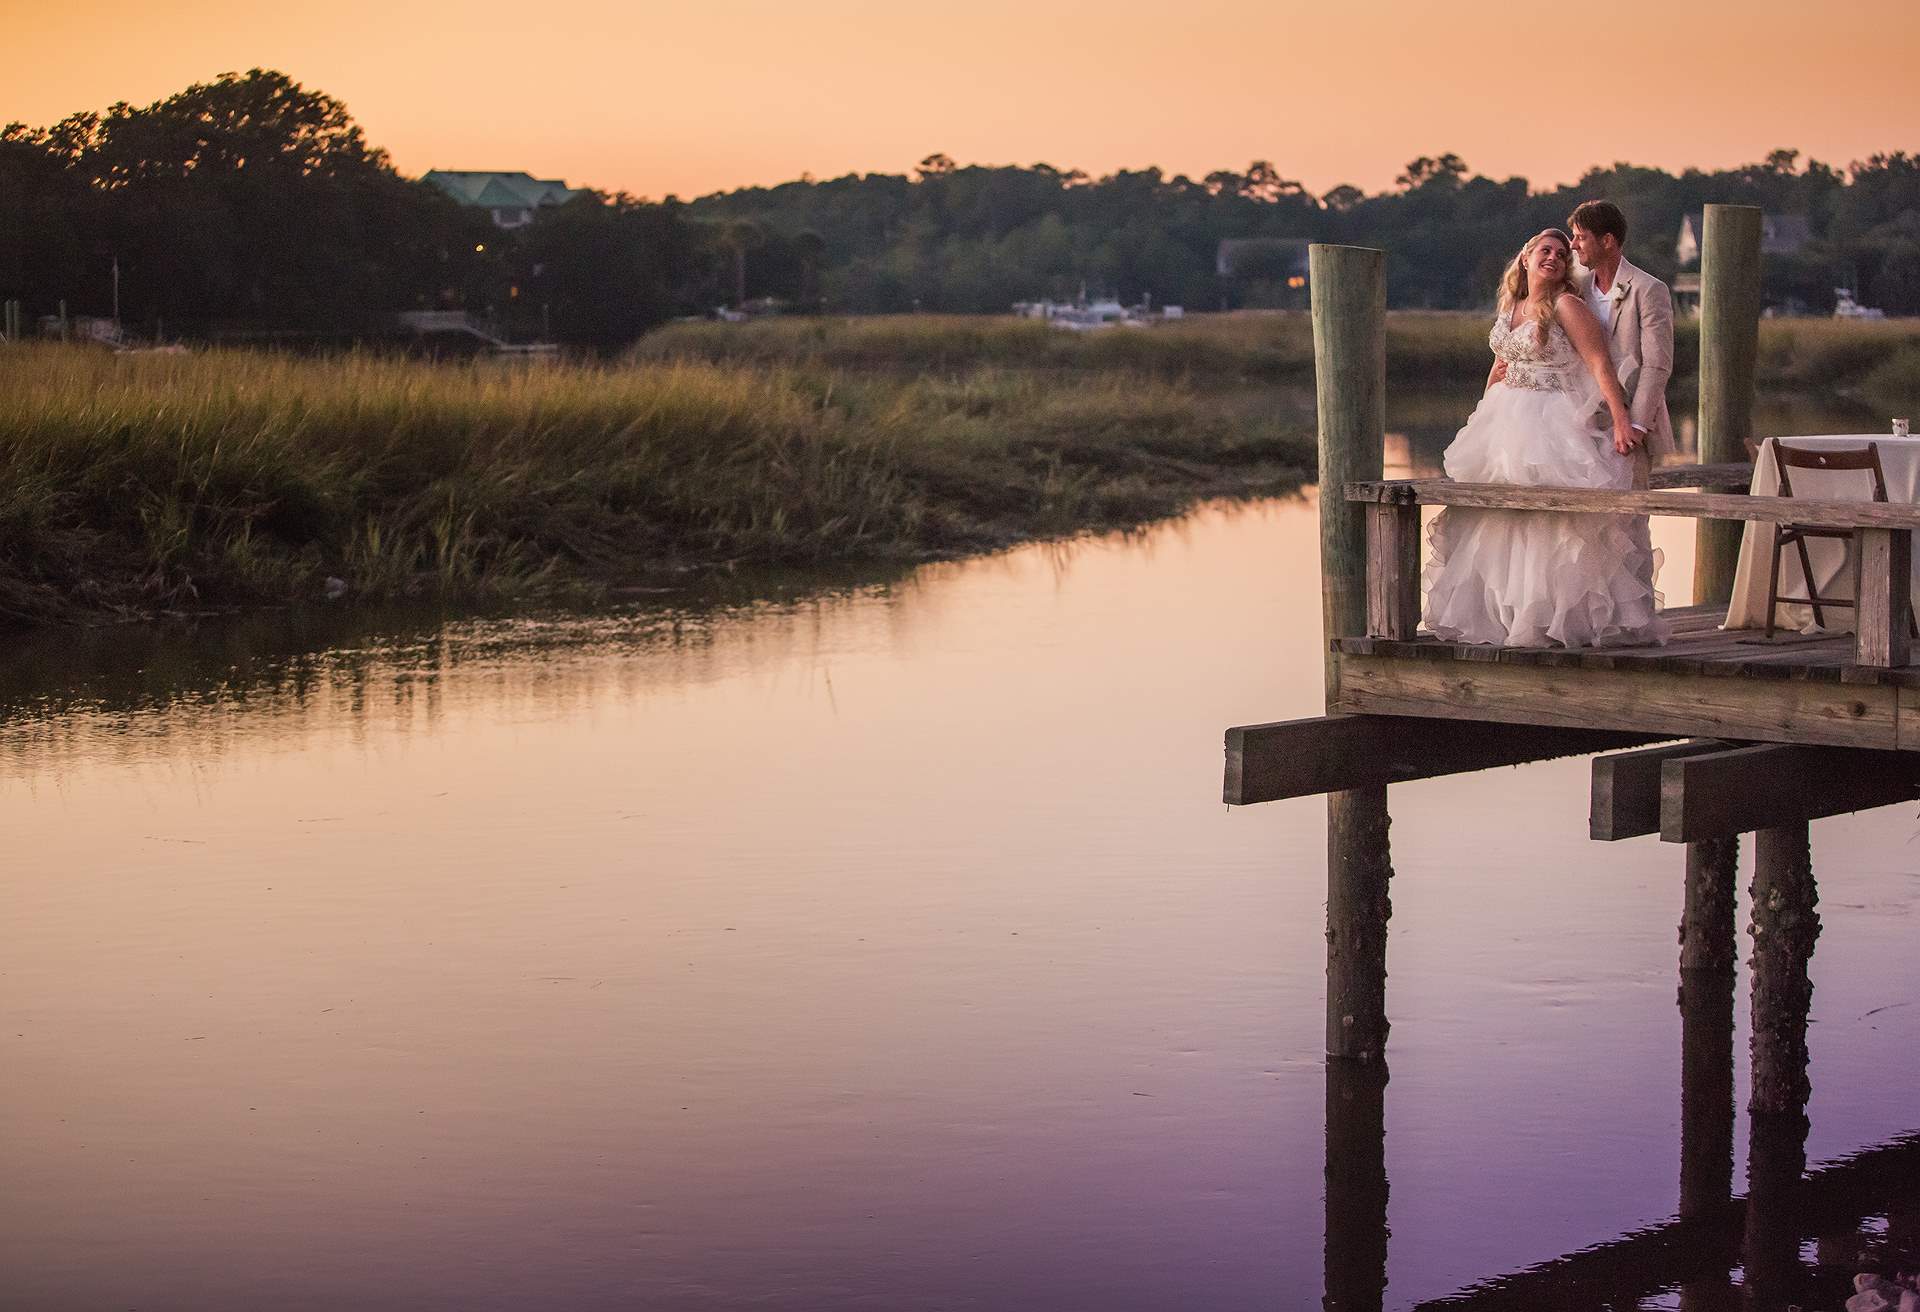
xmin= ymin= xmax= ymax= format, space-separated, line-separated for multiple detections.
xmin=8 ymin=0 xmax=1918 ymax=201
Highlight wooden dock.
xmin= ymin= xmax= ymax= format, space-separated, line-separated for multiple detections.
xmin=1228 ymin=213 xmax=1919 ymax=1308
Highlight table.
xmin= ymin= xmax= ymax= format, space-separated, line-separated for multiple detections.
xmin=1725 ymin=434 xmax=1920 ymax=632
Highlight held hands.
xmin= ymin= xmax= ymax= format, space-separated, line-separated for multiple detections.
xmin=1612 ymin=416 xmax=1639 ymax=456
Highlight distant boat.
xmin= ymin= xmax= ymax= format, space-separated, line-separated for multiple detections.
xmin=1833 ymin=288 xmax=1887 ymax=321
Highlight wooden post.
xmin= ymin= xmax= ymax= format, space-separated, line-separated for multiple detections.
xmin=1680 ymin=837 xmax=1739 ymax=971
xmin=1312 ymin=244 xmax=1392 ymax=1062
xmin=1695 ymin=204 xmax=1764 ymax=607
xmin=1364 ymin=503 xmax=1420 ymax=639
xmin=1323 ymin=1059 xmax=1389 ymax=1311
xmin=1855 ymin=526 xmax=1912 ymax=667
xmin=1314 ymin=244 xmax=1388 ymax=703
xmin=1749 ymin=822 xmax=1818 ymax=1115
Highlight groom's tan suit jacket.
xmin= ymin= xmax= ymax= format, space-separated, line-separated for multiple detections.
xmin=1575 ymin=256 xmax=1676 ymax=457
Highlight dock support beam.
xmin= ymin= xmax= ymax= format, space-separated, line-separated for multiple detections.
xmin=1704 ymin=207 xmax=1758 ymax=998
xmin=1312 ymin=243 xmax=1391 ymax=1062
xmin=1695 ymin=204 xmax=1764 ymax=607
xmin=1680 ymin=837 xmax=1739 ymax=972
xmin=1748 ymin=821 xmax=1818 ymax=1115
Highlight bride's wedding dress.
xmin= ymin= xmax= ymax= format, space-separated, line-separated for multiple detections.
xmin=1421 ymin=310 xmax=1667 ymax=648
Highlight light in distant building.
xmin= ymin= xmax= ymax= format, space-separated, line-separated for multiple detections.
xmin=1287 ymin=276 xmax=1306 ymax=289
xmin=475 ymin=244 xmax=486 ymax=253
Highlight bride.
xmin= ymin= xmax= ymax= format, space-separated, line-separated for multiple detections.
xmin=1422 ymin=228 xmax=1667 ymax=648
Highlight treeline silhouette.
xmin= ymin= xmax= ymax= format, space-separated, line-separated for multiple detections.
xmin=3 ymin=70 xmax=1917 ymax=348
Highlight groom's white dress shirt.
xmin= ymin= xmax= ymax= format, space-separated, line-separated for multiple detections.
xmin=1584 ymin=267 xmax=1640 ymax=432
xmin=1585 ymin=270 xmax=1619 ymax=332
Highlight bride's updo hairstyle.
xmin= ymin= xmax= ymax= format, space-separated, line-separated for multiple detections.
xmin=1497 ymin=228 xmax=1575 ymax=348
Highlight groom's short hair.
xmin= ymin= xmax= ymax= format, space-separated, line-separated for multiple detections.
xmin=1569 ymin=200 xmax=1628 ymax=246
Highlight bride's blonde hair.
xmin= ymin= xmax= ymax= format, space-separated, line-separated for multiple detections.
xmin=1498 ymin=228 xmax=1575 ymax=347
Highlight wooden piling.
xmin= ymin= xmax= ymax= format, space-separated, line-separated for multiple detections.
xmin=1694 ymin=204 xmax=1764 ymax=607
xmin=1748 ymin=822 xmax=1819 ymax=1115
xmin=1680 ymin=837 xmax=1739 ymax=971
xmin=1312 ymin=244 xmax=1387 ymax=704
xmin=1311 ymin=244 xmax=1392 ymax=1062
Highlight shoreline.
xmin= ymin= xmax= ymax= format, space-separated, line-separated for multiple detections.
xmin=4 ymin=312 xmax=1911 ymax=630
xmin=0 ymin=341 xmax=1314 ymax=629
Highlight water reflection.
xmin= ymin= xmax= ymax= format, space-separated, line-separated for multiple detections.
xmin=2 ymin=471 xmax=1916 ymax=1310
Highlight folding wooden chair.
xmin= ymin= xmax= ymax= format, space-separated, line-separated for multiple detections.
xmin=1763 ymin=441 xmax=1914 ymax=638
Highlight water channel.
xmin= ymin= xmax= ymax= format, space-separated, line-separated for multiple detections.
xmin=2 ymin=395 xmax=1916 ymax=1309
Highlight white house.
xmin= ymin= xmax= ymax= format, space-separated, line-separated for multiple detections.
xmin=424 ymin=171 xmax=585 ymax=229
xmin=1675 ymin=211 xmax=1813 ymax=266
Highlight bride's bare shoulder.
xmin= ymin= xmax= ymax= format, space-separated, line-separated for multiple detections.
xmin=1553 ymin=290 xmax=1596 ymax=323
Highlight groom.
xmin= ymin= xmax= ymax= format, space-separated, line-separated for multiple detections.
xmin=1567 ymin=199 xmax=1675 ymax=489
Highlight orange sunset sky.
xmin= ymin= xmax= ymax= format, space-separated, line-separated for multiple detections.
xmin=8 ymin=0 xmax=1918 ymax=201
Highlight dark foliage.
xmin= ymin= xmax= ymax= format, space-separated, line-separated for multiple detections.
xmin=5 ymin=73 xmax=1918 ymax=347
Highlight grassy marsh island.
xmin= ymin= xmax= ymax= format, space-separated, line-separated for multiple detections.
xmin=0 ymin=342 xmax=1313 ymax=625
xmin=4 ymin=312 xmax=1914 ymax=627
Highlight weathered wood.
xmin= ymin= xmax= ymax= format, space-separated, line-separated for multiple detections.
xmin=1648 ymin=461 xmax=1756 ymax=491
xmin=1334 ymin=596 xmax=1920 ymax=688
xmin=1227 ymin=714 xmax=1656 ymax=805
xmin=1314 ymin=244 xmax=1386 ymax=704
xmin=1588 ymin=740 xmax=1732 ymax=840
xmin=1333 ymin=652 xmax=1904 ymax=750
xmin=1311 ymin=244 xmax=1393 ymax=1064
xmin=1343 ymin=477 xmax=1920 ymax=532
xmin=1658 ymin=742 xmax=1920 ymax=842
xmin=1681 ymin=839 xmax=1740 ymax=973
xmin=1698 ymin=205 xmax=1765 ymax=607
xmin=1748 ymin=821 xmax=1817 ymax=1116
xmin=1327 ymin=786 xmax=1392 ymax=1062
xmin=1855 ymin=526 xmax=1913 ymax=668
xmin=1364 ymin=502 xmax=1420 ymax=640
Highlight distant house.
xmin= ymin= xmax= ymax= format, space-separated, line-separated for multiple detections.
xmin=1674 ymin=212 xmax=1813 ymax=266
xmin=424 ymin=171 xmax=585 ymax=229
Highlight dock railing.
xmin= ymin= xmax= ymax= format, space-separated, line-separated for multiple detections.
xmin=1345 ymin=464 xmax=1919 ymax=667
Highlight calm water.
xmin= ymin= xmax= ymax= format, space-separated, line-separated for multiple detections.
xmin=3 ymin=404 xmax=1917 ymax=1311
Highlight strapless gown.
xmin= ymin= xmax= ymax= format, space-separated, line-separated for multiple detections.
xmin=1421 ymin=312 xmax=1666 ymax=648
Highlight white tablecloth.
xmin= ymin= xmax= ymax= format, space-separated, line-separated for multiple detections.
xmin=1725 ymin=434 xmax=1920 ymax=631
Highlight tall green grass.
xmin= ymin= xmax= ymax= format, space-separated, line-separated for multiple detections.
xmin=0 ymin=344 xmax=1313 ymax=625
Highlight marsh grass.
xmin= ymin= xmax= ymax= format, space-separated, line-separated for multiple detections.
xmin=636 ymin=311 xmax=1494 ymax=383
xmin=637 ymin=310 xmax=1920 ymax=400
xmin=0 ymin=343 xmax=1313 ymax=625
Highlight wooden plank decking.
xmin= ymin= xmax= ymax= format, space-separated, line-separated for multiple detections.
xmin=1335 ymin=603 xmax=1918 ymax=685
xmin=1330 ymin=604 xmax=1920 ymax=750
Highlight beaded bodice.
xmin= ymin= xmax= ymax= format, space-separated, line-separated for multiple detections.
xmin=1491 ymin=310 xmax=1581 ymax=392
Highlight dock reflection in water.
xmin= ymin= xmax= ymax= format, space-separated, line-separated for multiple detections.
xmin=0 ymin=491 xmax=1915 ymax=1310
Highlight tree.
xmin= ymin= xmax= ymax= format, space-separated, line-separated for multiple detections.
xmin=1396 ymin=154 xmax=1469 ymax=191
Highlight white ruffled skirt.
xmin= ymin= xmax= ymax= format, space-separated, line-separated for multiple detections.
xmin=1422 ymin=381 xmax=1667 ymax=649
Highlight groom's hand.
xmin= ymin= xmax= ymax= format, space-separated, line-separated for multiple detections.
xmin=1490 ymin=360 xmax=1508 ymax=384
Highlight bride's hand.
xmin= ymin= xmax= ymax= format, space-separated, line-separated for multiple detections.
xmin=1612 ymin=416 xmax=1637 ymax=456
